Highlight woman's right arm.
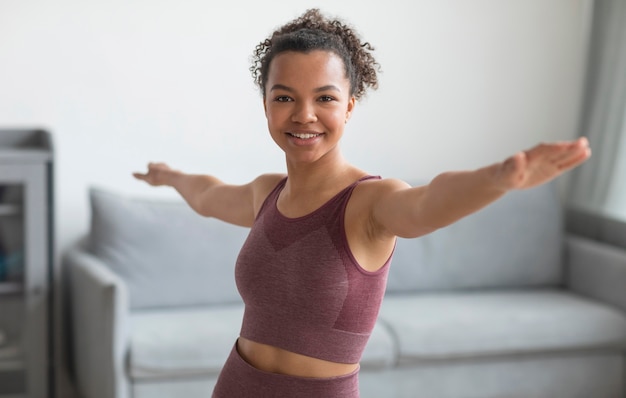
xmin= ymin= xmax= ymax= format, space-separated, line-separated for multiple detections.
xmin=133 ymin=163 xmax=281 ymax=227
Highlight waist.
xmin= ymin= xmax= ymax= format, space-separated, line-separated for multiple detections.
xmin=237 ymin=337 xmax=359 ymax=378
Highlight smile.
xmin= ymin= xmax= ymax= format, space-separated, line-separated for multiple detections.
xmin=287 ymin=132 xmax=322 ymax=140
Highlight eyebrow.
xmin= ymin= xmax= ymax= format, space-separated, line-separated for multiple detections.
xmin=270 ymin=84 xmax=342 ymax=93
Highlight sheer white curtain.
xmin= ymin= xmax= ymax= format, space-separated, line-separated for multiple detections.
xmin=569 ymin=0 xmax=626 ymax=220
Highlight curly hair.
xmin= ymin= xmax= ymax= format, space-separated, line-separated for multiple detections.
xmin=250 ymin=9 xmax=380 ymax=100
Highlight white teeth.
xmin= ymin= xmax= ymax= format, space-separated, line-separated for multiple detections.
xmin=289 ymin=133 xmax=319 ymax=139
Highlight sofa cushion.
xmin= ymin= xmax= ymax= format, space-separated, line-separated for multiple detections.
xmin=378 ymin=289 xmax=626 ymax=364
xmin=128 ymin=305 xmax=397 ymax=380
xmin=387 ymin=182 xmax=563 ymax=293
xmin=89 ymin=188 xmax=249 ymax=309
xmin=129 ymin=305 xmax=244 ymax=380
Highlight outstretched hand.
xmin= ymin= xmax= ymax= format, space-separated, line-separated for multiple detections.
xmin=497 ymin=137 xmax=591 ymax=190
xmin=133 ymin=162 xmax=175 ymax=186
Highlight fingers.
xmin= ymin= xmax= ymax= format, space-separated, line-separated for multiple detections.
xmin=553 ymin=137 xmax=591 ymax=170
xmin=527 ymin=137 xmax=591 ymax=167
xmin=508 ymin=137 xmax=591 ymax=190
xmin=575 ymin=136 xmax=589 ymax=147
xmin=557 ymin=145 xmax=591 ymax=171
xmin=132 ymin=172 xmax=147 ymax=180
xmin=132 ymin=162 xmax=170 ymax=184
xmin=132 ymin=164 xmax=152 ymax=181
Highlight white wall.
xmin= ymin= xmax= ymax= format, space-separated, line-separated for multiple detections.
xmin=0 ymin=0 xmax=592 ymax=252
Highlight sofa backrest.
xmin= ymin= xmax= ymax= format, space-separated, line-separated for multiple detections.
xmin=88 ymin=182 xmax=564 ymax=308
xmin=88 ymin=188 xmax=248 ymax=310
xmin=386 ymin=182 xmax=564 ymax=294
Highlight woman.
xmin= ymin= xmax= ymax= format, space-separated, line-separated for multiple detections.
xmin=134 ymin=9 xmax=590 ymax=398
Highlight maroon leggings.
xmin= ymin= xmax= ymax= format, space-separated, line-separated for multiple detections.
xmin=212 ymin=342 xmax=360 ymax=398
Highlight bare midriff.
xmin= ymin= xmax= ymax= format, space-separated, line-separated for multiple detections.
xmin=237 ymin=337 xmax=359 ymax=378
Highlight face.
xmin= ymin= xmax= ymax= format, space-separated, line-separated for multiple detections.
xmin=263 ymin=50 xmax=355 ymax=165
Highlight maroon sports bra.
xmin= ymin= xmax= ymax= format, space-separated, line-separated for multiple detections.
xmin=235 ymin=176 xmax=393 ymax=364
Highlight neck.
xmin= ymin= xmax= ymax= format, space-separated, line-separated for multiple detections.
xmin=283 ymin=150 xmax=357 ymax=197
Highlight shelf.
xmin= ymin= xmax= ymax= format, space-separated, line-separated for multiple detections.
xmin=0 ymin=128 xmax=52 ymax=397
xmin=0 ymin=130 xmax=53 ymax=165
xmin=0 ymin=283 xmax=23 ymax=296
xmin=0 ymin=149 xmax=52 ymax=164
xmin=0 ymin=204 xmax=22 ymax=217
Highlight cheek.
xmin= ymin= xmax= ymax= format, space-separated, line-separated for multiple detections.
xmin=265 ymin=108 xmax=288 ymax=135
xmin=326 ymin=108 xmax=348 ymax=127
xmin=263 ymin=104 xmax=277 ymax=123
xmin=266 ymin=112 xmax=283 ymax=129
xmin=265 ymin=102 xmax=282 ymax=115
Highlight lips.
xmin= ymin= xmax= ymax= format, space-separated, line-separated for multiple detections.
xmin=287 ymin=132 xmax=322 ymax=139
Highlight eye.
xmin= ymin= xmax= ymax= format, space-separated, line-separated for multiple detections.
xmin=318 ymin=95 xmax=335 ymax=102
xmin=274 ymin=95 xmax=293 ymax=102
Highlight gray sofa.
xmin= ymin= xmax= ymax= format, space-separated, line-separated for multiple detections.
xmin=64 ymin=182 xmax=626 ymax=398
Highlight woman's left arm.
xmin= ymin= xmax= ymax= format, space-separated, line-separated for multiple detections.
xmin=372 ymin=137 xmax=591 ymax=239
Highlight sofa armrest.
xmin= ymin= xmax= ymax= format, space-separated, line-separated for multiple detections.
xmin=65 ymin=246 xmax=130 ymax=398
xmin=565 ymin=234 xmax=626 ymax=313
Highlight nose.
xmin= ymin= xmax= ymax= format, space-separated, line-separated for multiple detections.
xmin=291 ymin=101 xmax=317 ymax=124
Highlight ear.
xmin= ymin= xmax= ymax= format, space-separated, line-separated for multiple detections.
xmin=345 ymin=96 xmax=356 ymax=123
xmin=263 ymin=96 xmax=268 ymax=116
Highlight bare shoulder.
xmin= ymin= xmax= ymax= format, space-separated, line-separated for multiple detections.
xmin=250 ymin=173 xmax=287 ymax=214
xmin=250 ymin=173 xmax=286 ymax=195
xmin=356 ymin=177 xmax=413 ymax=201
xmin=252 ymin=173 xmax=287 ymax=186
xmin=353 ymin=177 xmax=430 ymax=239
xmin=350 ymin=177 xmax=412 ymax=224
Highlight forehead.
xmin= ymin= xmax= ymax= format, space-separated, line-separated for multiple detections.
xmin=267 ymin=50 xmax=349 ymax=88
